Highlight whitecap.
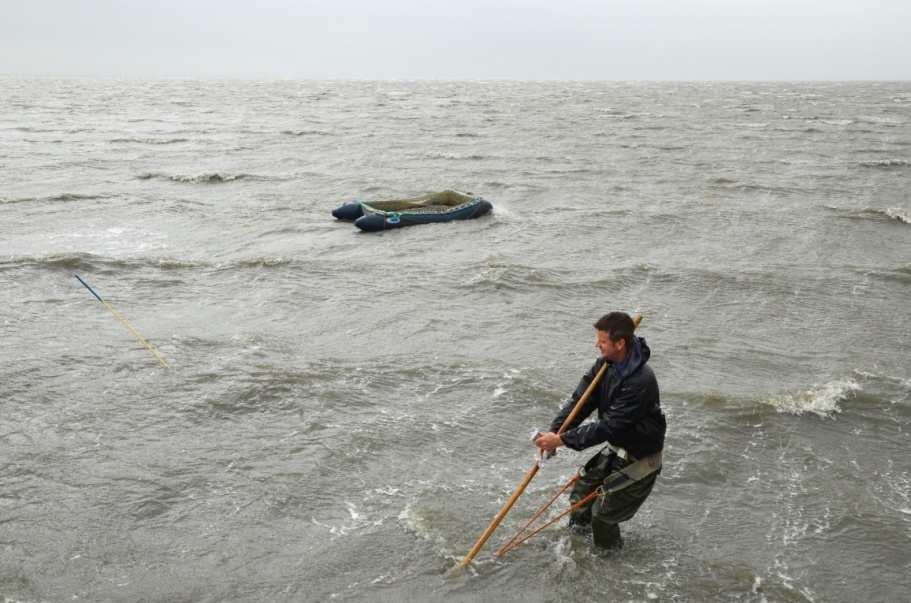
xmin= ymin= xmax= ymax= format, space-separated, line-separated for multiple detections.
xmin=859 ymin=159 xmax=910 ymax=169
xmin=765 ymin=379 xmax=860 ymax=416
xmin=883 ymin=207 xmax=910 ymax=224
xmin=345 ymin=501 xmax=362 ymax=521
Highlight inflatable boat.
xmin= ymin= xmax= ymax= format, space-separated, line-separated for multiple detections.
xmin=332 ymin=190 xmax=493 ymax=232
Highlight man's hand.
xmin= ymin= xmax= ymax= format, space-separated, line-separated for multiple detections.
xmin=534 ymin=431 xmax=563 ymax=452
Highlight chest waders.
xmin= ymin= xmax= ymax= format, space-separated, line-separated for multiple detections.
xmin=496 ymin=445 xmax=662 ymax=555
xmin=569 ymin=446 xmax=662 ymax=549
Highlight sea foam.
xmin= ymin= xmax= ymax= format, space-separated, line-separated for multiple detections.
xmin=766 ymin=379 xmax=860 ymax=416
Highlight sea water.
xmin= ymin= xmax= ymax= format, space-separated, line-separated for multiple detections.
xmin=1 ymin=79 xmax=909 ymax=601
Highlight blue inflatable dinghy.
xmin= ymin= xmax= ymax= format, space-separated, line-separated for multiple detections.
xmin=332 ymin=190 xmax=492 ymax=232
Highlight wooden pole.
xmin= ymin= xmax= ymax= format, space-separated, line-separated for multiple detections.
xmin=445 ymin=463 xmax=540 ymax=577
xmin=75 ymin=274 xmax=169 ymax=368
xmin=447 ymin=314 xmax=641 ymax=575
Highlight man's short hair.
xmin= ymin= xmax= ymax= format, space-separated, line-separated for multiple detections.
xmin=593 ymin=312 xmax=635 ymax=346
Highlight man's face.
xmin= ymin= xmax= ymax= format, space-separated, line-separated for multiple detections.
xmin=595 ymin=329 xmax=626 ymax=362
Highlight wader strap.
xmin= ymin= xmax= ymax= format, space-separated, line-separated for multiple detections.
xmin=597 ymin=450 xmax=662 ymax=497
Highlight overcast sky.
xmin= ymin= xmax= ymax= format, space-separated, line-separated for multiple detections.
xmin=2 ymin=1 xmax=909 ymax=80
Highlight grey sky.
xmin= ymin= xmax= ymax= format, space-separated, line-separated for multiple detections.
xmin=2 ymin=1 xmax=908 ymax=79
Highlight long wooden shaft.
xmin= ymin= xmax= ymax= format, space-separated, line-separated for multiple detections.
xmin=554 ymin=362 xmax=608 ymax=435
xmin=102 ymin=300 xmax=170 ymax=368
xmin=448 ymin=463 xmax=539 ymax=575
xmin=75 ymin=274 xmax=169 ymax=368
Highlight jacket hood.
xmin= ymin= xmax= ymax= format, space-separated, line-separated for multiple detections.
xmin=611 ymin=335 xmax=650 ymax=380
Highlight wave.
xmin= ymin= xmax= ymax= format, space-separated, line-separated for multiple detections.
xmin=458 ymin=261 xmax=654 ymax=294
xmin=0 ymin=252 xmax=124 ymax=273
xmin=858 ymin=159 xmax=909 ymax=170
xmin=708 ymin=178 xmax=805 ymax=195
xmin=855 ymin=115 xmax=905 ymax=126
xmin=0 ymin=192 xmax=107 ymax=205
xmin=765 ymin=379 xmax=860 ymax=416
xmin=14 ymin=252 xmax=98 ymax=271
xmin=850 ymin=147 xmax=902 ymax=155
xmin=603 ymin=263 xmax=856 ymax=305
xmin=532 ymin=167 xmax=605 ymax=177
xmin=153 ymin=258 xmax=205 ymax=269
xmin=827 ymin=205 xmax=911 ymax=225
xmin=459 ymin=261 xmax=570 ymax=292
xmin=281 ymin=129 xmax=332 ymax=137
xmin=854 ymin=369 xmax=911 ymax=391
xmin=136 ymin=171 xmax=261 ymax=184
xmin=109 ymin=137 xmax=189 ymax=145
xmin=232 ymin=257 xmax=297 ymax=269
xmin=9 ymin=126 xmax=57 ymax=133
xmin=804 ymin=117 xmax=854 ymax=126
xmin=799 ymin=127 xmax=824 ymax=134
xmin=0 ymin=252 xmax=340 ymax=274
xmin=0 ymin=252 xmax=208 ymax=274
xmin=852 ymin=264 xmax=911 ymax=286
xmin=588 ymin=264 xmax=657 ymax=291
xmin=423 ymin=152 xmax=488 ymax=161
xmin=186 ymin=356 xmax=518 ymax=422
xmin=881 ymin=208 xmax=911 ymax=224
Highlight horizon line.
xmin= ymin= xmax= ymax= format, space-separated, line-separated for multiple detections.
xmin=2 ymin=73 xmax=910 ymax=83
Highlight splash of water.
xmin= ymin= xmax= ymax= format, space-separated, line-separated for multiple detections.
xmin=766 ymin=379 xmax=861 ymax=416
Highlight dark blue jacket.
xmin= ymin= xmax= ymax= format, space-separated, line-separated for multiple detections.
xmin=549 ymin=337 xmax=665 ymax=458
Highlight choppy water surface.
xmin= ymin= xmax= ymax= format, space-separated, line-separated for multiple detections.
xmin=1 ymin=79 xmax=909 ymax=602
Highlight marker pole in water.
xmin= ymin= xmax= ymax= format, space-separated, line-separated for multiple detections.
xmin=74 ymin=274 xmax=169 ymax=368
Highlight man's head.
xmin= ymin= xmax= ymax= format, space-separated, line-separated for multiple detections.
xmin=593 ymin=312 xmax=635 ymax=362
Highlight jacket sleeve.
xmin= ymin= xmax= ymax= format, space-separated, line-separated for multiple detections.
xmin=560 ymin=375 xmax=652 ymax=451
xmin=548 ymin=359 xmax=604 ymax=435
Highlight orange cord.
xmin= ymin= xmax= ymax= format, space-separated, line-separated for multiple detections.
xmin=497 ymin=488 xmax=600 ymax=556
xmin=494 ymin=472 xmax=579 ymax=556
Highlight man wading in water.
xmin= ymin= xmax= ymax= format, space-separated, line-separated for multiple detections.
xmin=534 ymin=312 xmax=666 ymax=549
